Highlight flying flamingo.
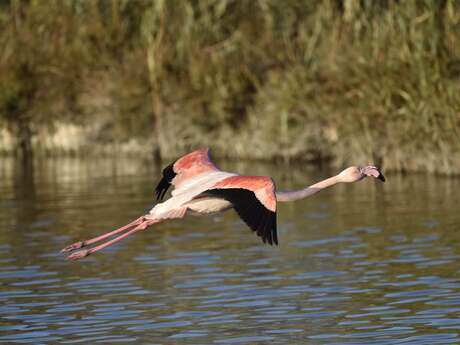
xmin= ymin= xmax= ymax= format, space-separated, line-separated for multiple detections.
xmin=61 ymin=148 xmax=385 ymax=260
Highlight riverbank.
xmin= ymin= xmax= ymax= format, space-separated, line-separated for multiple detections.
xmin=1 ymin=119 xmax=460 ymax=175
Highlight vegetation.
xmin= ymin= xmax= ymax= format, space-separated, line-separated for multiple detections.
xmin=0 ymin=0 xmax=459 ymax=173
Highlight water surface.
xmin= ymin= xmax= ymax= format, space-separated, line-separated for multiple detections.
xmin=1 ymin=157 xmax=460 ymax=344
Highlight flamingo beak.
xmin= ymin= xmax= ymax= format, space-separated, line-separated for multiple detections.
xmin=361 ymin=166 xmax=386 ymax=182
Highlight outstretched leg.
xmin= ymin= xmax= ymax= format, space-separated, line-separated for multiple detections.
xmin=63 ymin=206 xmax=188 ymax=261
xmin=61 ymin=216 xmax=145 ymax=253
xmin=66 ymin=218 xmax=159 ymax=261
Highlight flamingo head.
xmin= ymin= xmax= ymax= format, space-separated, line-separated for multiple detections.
xmin=338 ymin=166 xmax=385 ymax=183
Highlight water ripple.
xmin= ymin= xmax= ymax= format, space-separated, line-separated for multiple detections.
xmin=1 ymin=162 xmax=460 ymax=344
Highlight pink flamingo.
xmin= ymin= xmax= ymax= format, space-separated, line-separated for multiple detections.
xmin=61 ymin=148 xmax=384 ymax=260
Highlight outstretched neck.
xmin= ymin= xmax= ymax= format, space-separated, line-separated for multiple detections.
xmin=276 ymin=175 xmax=340 ymax=202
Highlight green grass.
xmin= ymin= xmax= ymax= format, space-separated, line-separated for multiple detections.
xmin=0 ymin=0 xmax=459 ymax=173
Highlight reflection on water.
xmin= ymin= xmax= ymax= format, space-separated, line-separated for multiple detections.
xmin=1 ymin=157 xmax=460 ymax=344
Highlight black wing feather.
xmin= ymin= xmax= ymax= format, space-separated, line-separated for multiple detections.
xmin=155 ymin=162 xmax=176 ymax=201
xmin=203 ymin=188 xmax=278 ymax=245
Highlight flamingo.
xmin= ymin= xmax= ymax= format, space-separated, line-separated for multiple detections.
xmin=61 ymin=148 xmax=385 ymax=260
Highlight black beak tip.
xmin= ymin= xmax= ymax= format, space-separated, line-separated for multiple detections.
xmin=378 ymin=173 xmax=386 ymax=182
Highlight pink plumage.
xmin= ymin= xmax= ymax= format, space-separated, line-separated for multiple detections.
xmin=171 ymin=148 xmax=219 ymax=189
xmin=212 ymin=176 xmax=276 ymax=212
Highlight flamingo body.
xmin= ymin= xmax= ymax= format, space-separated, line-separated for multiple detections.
xmin=150 ymin=170 xmax=236 ymax=219
xmin=150 ymin=149 xmax=277 ymax=244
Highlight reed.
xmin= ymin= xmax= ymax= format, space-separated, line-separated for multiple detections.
xmin=0 ymin=0 xmax=459 ymax=173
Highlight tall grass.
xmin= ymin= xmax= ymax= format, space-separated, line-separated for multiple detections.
xmin=0 ymin=0 xmax=459 ymax=173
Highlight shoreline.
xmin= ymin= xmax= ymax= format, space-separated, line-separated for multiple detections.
xmin=1 ymin=122 xmax=459 ymax=176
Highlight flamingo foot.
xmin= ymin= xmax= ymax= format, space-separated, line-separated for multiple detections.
xmin=61 ymin=241 xmax=85 ymax=253
xmin=66 ymin=249 xmax=90 ymax=261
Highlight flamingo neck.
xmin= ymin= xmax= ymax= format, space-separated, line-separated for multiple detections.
xmin=275 ymin=175 xmax=341 ymax=202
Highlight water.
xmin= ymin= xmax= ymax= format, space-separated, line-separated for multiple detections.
xmin=1 ymin=157 xmax=460 ymax=344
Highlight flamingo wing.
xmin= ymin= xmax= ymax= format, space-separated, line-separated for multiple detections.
xmin=202 ymin=176 xmax=278 ymax=245
xmin=155 ymin=162 xmax=176 ymax=200
xmin=155 ymin=148 xmax=220 ymax=201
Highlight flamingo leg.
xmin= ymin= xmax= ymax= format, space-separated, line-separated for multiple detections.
xmin=60 ymin=216 xmax=146 ymax=253
xmin=66 ymin=218 xmax=158 ymax=261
